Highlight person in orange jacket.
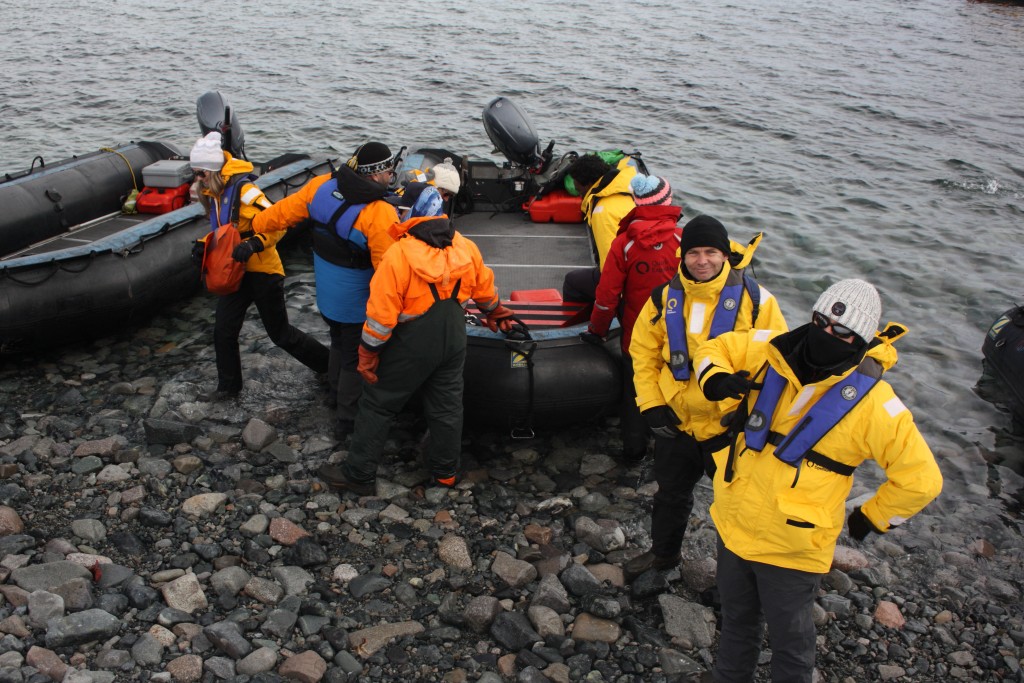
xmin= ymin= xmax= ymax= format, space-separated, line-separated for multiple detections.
xmin=189 ymin=131 xmax=328 ymax=401
xmin=318 ymin=184 xmax=514 ymax=494
xmin=251 ymin=142 xmax=399 ymax=439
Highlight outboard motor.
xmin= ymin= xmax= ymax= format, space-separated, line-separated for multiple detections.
xmin=483 ymin=97 xmax=550 ymax=172
xmin=196 ymin=91 xmax=246 ymax=160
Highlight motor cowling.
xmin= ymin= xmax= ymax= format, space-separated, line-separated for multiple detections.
xmin=483 ymin=97 xmax=543 ymax=169
xmin=196 ymin=91 xmax=246 ymax=160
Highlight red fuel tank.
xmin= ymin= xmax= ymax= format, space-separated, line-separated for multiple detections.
xmin=526 ymin=189 xmax=584 ymax=223
xmin=136 ymin=184 xmax=190 ymax=215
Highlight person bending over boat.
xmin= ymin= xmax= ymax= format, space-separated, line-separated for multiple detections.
xmin=251 ymin=142 xmax=400 ymax=440
xmin=625 ymin=216 xmax=787 ymax=579
xmin=189 ymin=132 xmax=329 ymax=402
xmin=582 ymin=174 xmax=682 ymax=461
xmin=317 ymin=184 xmax=514 ymax=494
xmin=692 ymin=279 xmax=942 ymax=683
xmin=560 ymin=153 xmax=638 ymax=303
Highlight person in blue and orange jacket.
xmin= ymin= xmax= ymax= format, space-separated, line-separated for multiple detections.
xmin=251 ymin=142 xmax=399 ymax=440
xmin=317 ymin=184 xmax=513 ymax=495
xmin=583 ymin=173 xmax=682 ymax=461
xmin=625 ymin=216 xmax=788 ymax=580
xmin=189 ymin=131 xmax=328 ymax=401
xmin=693 ymin=278 xmax=942 ymax=683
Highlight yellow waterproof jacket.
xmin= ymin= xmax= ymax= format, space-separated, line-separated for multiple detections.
xmin=197 ymin=155 xmax=287 ymax=276
xmin=694 ymin=327 xmax=943 ymax=573
xmin=630 ymin=235 xmax=787 ymax=441
xmin=581 ymin=159 xmax=637 ymax=269
xmin=361 ymin=216 xmax=500 ymax=348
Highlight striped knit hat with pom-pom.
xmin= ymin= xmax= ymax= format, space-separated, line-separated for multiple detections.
xmin=630 ymin=174 xmax=672 ymax=206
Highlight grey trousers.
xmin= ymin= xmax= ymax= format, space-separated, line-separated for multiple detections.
xmin=713 ymin=536 xmax=821 ymax=683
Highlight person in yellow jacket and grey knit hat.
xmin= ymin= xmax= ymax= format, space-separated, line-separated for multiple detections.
xmin=692 ymin=278 xmax=942 ymax=683
xmin=318 ymin=184 xmax=514 ymax=494
xmin=189 ymin=132 xmax=328 ymax=401
xmin=625 ymin=215 xmax=788 ymax=579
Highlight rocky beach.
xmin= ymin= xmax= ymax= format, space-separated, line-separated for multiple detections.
xmin=0 ymin=279 xmax=1021 ymax=683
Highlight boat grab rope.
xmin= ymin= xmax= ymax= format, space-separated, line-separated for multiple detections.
xmin=1 ymin=252 xmax=97 ymax=286
xmin=99 ymin=147 xmax=139 ymax=191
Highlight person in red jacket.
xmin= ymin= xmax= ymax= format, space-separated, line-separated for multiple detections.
xmin=583 ymin=174 xmax=681 ymax=460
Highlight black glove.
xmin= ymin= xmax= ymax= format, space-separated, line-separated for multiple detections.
xmin=847 ymin=506 xmax=881 ymax=541
xmin=703 ymin=370 xmax=753 ymax=401
xmin=191 ymin=241 xmax=205 ymax=268
xmin=580 ymin=325 xmax=605 ymax=346
xmin=642 ymin=405 xmax=681 ymax=439
xmin=231 ymin=237 xmax=264 ymax=263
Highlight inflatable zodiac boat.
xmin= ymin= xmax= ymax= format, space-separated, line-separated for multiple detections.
xmin=0 ymin=92 xmax=323 ymax=355
xmin=1 ymin=94 xmax=636 ymax=432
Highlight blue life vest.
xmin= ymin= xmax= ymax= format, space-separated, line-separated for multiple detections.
xmin=744 ymin=359 xmax=883 ymax=469
xmin=308 ymin=180 xmax=371 ymax=269
xmin=665 ymin=270 xmax=761 ymax=380
xmin=208 ymin=173 xmax=257 ymax=232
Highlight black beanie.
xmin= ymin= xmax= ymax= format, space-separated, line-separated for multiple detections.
xmin=350 ymin=141 xmax=394 ymax=175
xmin=680 ymin=215 xmax=730 ymax=255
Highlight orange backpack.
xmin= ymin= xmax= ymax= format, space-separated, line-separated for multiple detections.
xmin=201 ymin=174 xmax=254 ymax=295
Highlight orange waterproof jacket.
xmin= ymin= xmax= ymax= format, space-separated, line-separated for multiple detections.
xmin=362 ymin=216 xmax=500 ymax=348
xmin=250 ymin=173 xmax=398 ymax=269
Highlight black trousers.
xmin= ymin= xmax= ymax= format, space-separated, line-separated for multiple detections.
xmin=620 ymin=355 xmax=648 ymax=458
xmin=323 ymin=317 xmax=364 ymax=422
xmin=713 ymin=537 xmax=821 ymax=683
xmin=562 ymin=266 xmax=601 ymax=304
xmin=650 ymin=430 xmax=707 ymax=558
xmin=213 ymin=272 xmax=329 ymax=392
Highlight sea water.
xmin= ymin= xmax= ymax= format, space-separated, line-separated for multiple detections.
xmin=2 ymin=0 xmax=1023 ymax=474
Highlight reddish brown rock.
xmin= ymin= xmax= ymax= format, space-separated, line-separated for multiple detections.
xmin=269 ymin=518 xmax=310 ymax=546
xmin=874 ymin=601 xmax=906 ymax=629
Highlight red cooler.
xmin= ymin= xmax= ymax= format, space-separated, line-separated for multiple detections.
xmin=526 ymin=189 xmax=584 ymax=223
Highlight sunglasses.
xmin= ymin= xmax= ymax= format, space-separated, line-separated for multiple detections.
xmin=192 ymin=169 xmax=208 ymax=178
xmin=812 ymin=311 xmax=856 ymax=339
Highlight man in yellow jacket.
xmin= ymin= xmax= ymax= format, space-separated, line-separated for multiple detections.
xmin=626 ymin=216 xmax=788 ymax=577
xmin=318 ymin=184 xmax=514 ymax=494
xmin=694 ymin=278 xmax=942 ymax=683
xmin=561 ymin=153 xmax=638 ymax=302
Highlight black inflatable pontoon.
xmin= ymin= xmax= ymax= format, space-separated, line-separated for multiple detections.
xmin=983 ymin=305 xmax=1024 ymax=419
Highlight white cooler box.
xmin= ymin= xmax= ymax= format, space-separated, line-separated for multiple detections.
xmin=142 ymin=160 xmax=194 ymax=188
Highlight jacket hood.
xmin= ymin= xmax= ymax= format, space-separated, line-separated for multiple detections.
xmin=220 ymin=154 xmax=255 ymax=178
xmin=581 ymin=164 xmax=637 ymax=215
xmin=767 ymin=321 xmax=902 ymax=386
xmin=333 ymin=164 xmax=391 ymax=204
xmin=400 ymin=231 xmax=476 ymax=287
xmin=620 ymin=204 xmax=682 ymax=247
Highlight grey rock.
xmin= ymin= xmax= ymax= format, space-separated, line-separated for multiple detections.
xmin=271 ymin=566 xmax=314 ymax=595
xmin=464 ymin=595 xmax=502 ymax=633
xmin=559 ymin=564 xmax=603 ymax=597
xmin=492 ymin=551 xmax=538 ymax=588
xmin=211 ymin=566 xmax=251 ymax=596
xmin=262 ymin=609 xmax=298 ymax=639
xmin=44 ymin=608 xmax=121 ymax=648
xmin=11 ymin=562 xmax=91 ymax=593
xmin=203 ymin=620 xmax=253 ymax=659
xmin=143 ymin=419 xmax=202 ymax=446
xmin=241 ymin=419 xmax=277 ymax=451
xmin=70 ymin=519 xmax=106 ymax=543
xmin=93 ymin=648 xmax=132 ymax=669
xmin=52 ymin=577 xmax=93 ymax=612
xmin=203 ymin=656 xmax=237 ymax=679
xmin=130 ymin=632 xmax=165 ymax=666
xmin=531 ymin=574 xmax=571 ymax=613
xmin=659 ymin=594 xmax=716 ymax=649
xmin=349 ymin=575 xmax=391 ymax=599
xmin=28 ymin=590 xmax=65 ymax=628
xmin=236 ymin=646 xmax=278 ymax=675
xmin=490 ymin=612 xmax=541 ymax=651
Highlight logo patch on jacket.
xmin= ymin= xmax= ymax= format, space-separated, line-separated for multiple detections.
xmin=841 ymin=385 xmax=858 ymax=401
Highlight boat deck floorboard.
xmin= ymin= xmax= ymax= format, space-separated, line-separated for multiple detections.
xmin=454 ymin=211 xmax=592 ymax=295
